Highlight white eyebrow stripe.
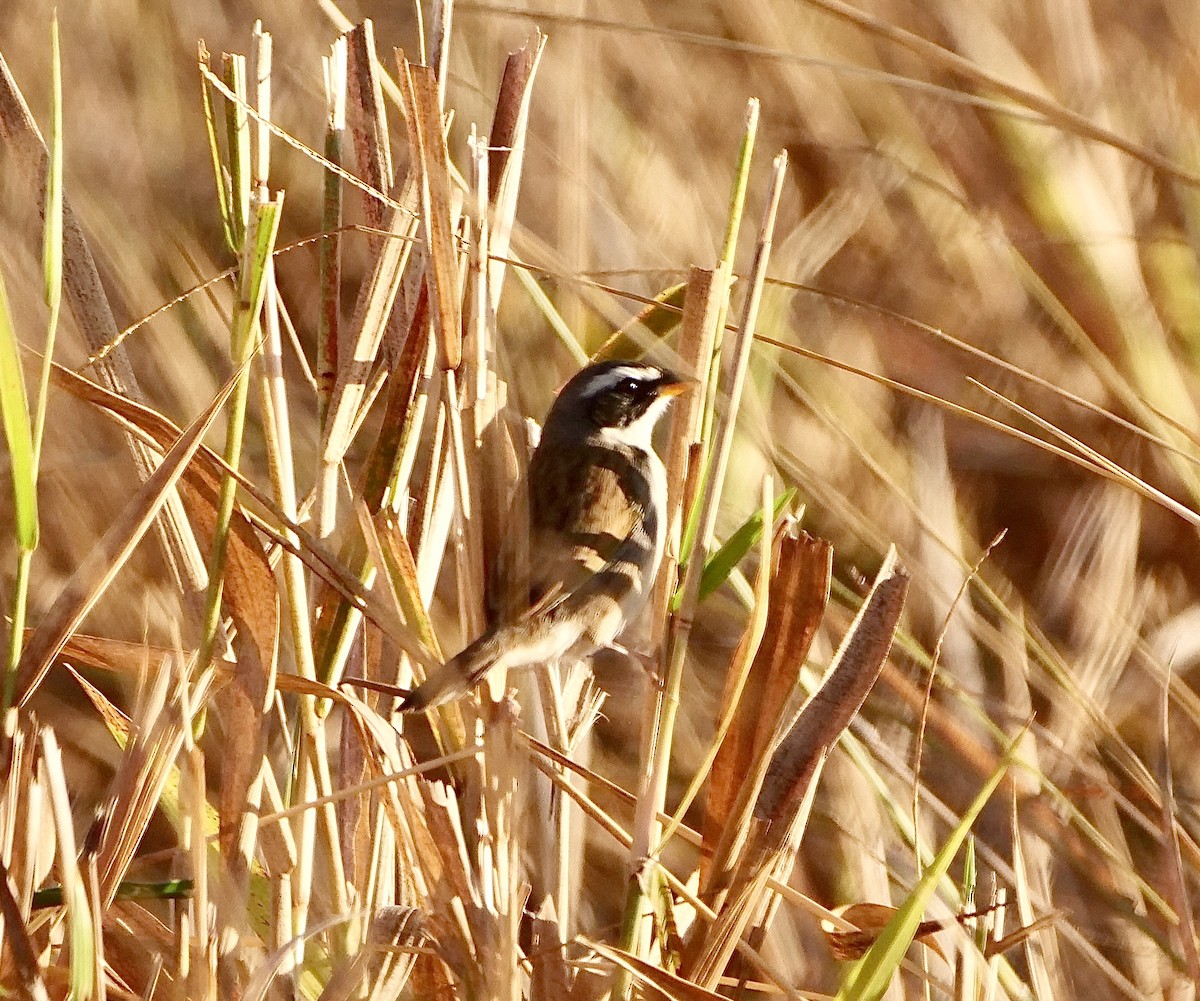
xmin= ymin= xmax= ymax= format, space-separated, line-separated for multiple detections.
xmin=582 ymin=364 xmax=661 ymax=398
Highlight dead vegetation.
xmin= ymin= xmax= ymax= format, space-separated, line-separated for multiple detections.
xmin=1 ymin=1 xmax=1200 ymax=999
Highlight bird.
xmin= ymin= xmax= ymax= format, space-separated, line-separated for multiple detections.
xmin=399 ymin=359 xmax=691 ymax=711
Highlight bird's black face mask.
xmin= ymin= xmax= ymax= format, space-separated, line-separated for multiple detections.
xmin=586 ymin=375 xmax=664 ymax=428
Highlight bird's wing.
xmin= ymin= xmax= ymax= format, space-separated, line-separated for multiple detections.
xmin=400 ymin=438 xmax=660 ymax=712
xmin=519 ymin=444 xmax=662 ymax=646
xmin=525 ymin=437 xmax=651 ymax=605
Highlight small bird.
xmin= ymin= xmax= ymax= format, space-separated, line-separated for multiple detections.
xmin=399 ymin=359 xmax=690 ymax=711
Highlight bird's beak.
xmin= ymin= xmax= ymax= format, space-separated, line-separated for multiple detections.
xmin=658 ymin=373 xmax=696 ymax=398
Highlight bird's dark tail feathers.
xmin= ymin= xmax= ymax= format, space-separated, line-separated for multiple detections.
xmin=397 ymin=631 xmax=504 ymax=712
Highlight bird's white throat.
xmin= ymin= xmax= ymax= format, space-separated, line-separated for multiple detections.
xmin=595 ymin=394 xmax=674 ymax=452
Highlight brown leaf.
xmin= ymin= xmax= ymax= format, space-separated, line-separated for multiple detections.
xmin=58 ymin=631 xmax=170 ymax=677
xmin=587 ymin=939 xmax=732 ymax=1001
xmin=180 ymin=463 xmax=279 ymax=860
xmin=398 ymin=59 xmax=460 ymax=370
xmin=529 ymin=898 xmax=573 ymax=1001
xmin=0 ymin=859 xmax=52 ymax=1001
xmin=344 ymin=19 xmax=394 ymax=231
xmin=821 ymin=903 xmax=947 ymax=962
xmin=683 ymin=549 xmax=906 ymax=988
xmin=985 ymin=912 xmax=1066 ymax=959
xmin=99 ymin=902 xmax=177 ymax=999
xmin=702 ymin=529 xmax=831 ymax=879
xmin=753 ymin=547 xmax=908 ymax=826
xmin=65 ymin=665 xmax=131 ymax=744
xmin=56 ymin=631 xmax=351 ymax=704
xmin=15 ymin=371 xmax=239 ymax=705
xmin=316 ymin=907 xmax=427 ymax=1001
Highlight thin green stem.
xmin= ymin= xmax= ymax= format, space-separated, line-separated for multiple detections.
xmin=197 ymin=197 xmax=283 ymax=674
xmin=3 ymin=549 xmax=33 ymax=712
xmin=3 ymin=16 xmax=62 ymax=716
xmin=614 ymin=104 xmax=763 ymax=999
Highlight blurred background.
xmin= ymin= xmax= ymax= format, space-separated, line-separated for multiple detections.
xmin=5 ymin=0 xmax=1200 ymax=995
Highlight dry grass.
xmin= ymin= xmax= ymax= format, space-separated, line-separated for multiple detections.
xmin=2 ymin=1 xmax=1200 ymax=998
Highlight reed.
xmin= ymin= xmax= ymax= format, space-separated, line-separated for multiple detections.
xmin=2 ymin=2 xmax=1199 ymax=999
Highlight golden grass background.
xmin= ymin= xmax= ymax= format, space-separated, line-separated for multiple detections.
xmin=3 ymin=0 xmax=1200 ymax=998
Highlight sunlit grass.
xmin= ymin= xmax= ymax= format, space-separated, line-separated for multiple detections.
xmin=1 ymin=1 xmax=1199 ymax=999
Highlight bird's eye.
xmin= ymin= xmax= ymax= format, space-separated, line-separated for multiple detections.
xmin=617 ymin=377 xmax=640 ymax=395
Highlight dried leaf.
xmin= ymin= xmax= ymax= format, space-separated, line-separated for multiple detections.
xmin=66 ymin=664 xmax=131 ymax=743
xmin=398 ymin=59 xmax=460 ymax=370
xmin=0 ymin=859 xmax=52 ymax=1001
xmin=182 ymin=467 xmax=279 ymax=859
xmin=702 ymin=529 xmax=830 ymax=880
xmin=51 ymin=359 xmax=433 ymax=665
xmin=316 ymin=907 xmax=426 ymax=1001
xmin=984 ymin=912 xmax=1066 ymax=959
xmin=529 ymin=898 xmax=572 ymax=1001
xmin=755 ymin=547 xmax=908 ymax=826
xmin=588 ymin=939 xmax=731 ymax=1001
xmin=58 ymin=632 xmax=166 ymax=678
xmin=56 ymin=631 xmax=349 ymax=704
xmin=15 ymin=370 xmax=239 ymax=704
xmin=321 ymin=191 xmax=418 ymax=465
xmin=344 ymin=19 xmax=393 ymax=229
xmin=821 ymin=903 xmax=946 ymax=962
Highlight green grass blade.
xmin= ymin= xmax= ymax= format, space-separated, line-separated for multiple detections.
xmin=65 ymin=876 xmax=96 ymax=1001
xmin=199 ymin=46 xmax=238 ymax=255
xmin=594 ymin=281 xmax=688 ymax=361
xmin=836 ymin=730 xmax=1025 ymax=1001
xmin=677 ymin=485 xmax=795 ymax=609
xmin=197 ymin=194 xmax=283 ymax=673
xmin=224 ymin=53 xmax=250 ymax=245
xmin=32 ymin=879 xmax=194 ymax=911
xmin=515 ymin=264 xmax=588 ymax=364
xmin=0 ymin=273 xmax=37 ymax=551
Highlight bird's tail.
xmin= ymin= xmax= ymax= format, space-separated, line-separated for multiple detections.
xmin=397 ymin=632 xmax=503 ymax=712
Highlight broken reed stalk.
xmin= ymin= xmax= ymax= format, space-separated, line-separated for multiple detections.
xmin=252 ymin=29 xmax=317 ymax=693
xmin=317 ymin=36 xmax=346 ymax=433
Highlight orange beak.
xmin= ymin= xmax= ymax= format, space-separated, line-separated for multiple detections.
xmin=658 ymin=373 xmax=696 ymax=398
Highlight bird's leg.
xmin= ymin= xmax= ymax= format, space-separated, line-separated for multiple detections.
xmin=603 ymin=642 xmax=663 ymax=689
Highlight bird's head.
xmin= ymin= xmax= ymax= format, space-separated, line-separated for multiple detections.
xmin=544 ymin=360 xmax=692 ymax=449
